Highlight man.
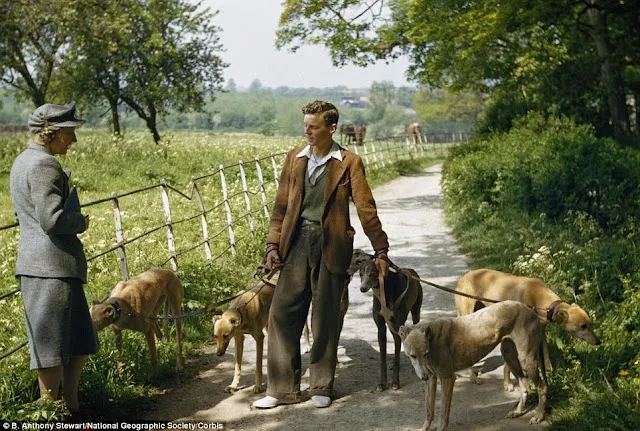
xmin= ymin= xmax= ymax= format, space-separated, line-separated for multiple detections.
xmin=253 ymin=100 xmax=389 ymax=409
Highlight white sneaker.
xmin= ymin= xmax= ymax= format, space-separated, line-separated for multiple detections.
xmin=253 ymin=396 xmax=280 ymax=409
xmin=311 ymin=395 xmax=331 ymax=408
xmin=253 ymin=396 xmax=299 ymax=409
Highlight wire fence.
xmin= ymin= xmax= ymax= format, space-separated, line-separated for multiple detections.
xmin=0 ymin=133 xmax=463 ymax=361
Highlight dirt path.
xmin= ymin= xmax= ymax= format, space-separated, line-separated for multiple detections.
xmin=144 ymin=164 xmax=548 ymax=430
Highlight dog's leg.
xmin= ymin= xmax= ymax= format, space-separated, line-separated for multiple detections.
xmin=501 ymin=339 xmax=527 ymax=418
xmin=391 ymin=331 xmax=402 ymax=390
xmin=145 ymin=330 xmax=159 ymax=377
xmin=175 ymin=315 xmax=184 ymax=371
xmin=375 ymin=312 xmax=387 ymax=391
xmin=421 ymin=377 xmax=437 ymax=431
xmin=302 ymin=320 xmax=312 ymax=354
xmin=503 ymin=364 xmax=514 ymax=392
xmin=254 ymin=332 xmax=265 ymax=393
xmin=468 ymin=366 xmax=482 ymax=385
xmin=226 ymin=333 xmax=244 ymax=393
xmin=439 ymin=376 xmax=455 ymax=431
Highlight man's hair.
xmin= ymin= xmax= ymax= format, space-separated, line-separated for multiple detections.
xmin=302 ymin=100 xmax=339 ymax=127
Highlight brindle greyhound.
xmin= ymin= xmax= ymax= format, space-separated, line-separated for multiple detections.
xmin=357 ymin=252 xmax=423 ymax=390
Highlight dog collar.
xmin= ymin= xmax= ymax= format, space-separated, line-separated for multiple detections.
xmin=108 ymin=298 xmax=122 ymax=321
xmin=546 ymin=300 xmax=563 ymax=322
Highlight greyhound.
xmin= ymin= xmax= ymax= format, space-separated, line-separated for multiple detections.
xmin=213 ymin=272 xmax=278 ymax=393
xmin=90 ymin=268 xmax=184 ymax=377
xmin=455 ymin=268 xmax=600 ymax=390
xmin=400 ymin=300 xmax=548 ymax=431
xmin=358 ymin=252 xmax=423 ymax=390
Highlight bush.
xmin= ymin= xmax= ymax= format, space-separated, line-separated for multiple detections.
xmin=442 ymin=113 xmax=640 ymax=429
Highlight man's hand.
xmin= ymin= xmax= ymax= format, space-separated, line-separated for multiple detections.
xmin=265 ymin=249 xmax=281 ymax=270
xmin=375 ymin=256 xmax=389 ymax=278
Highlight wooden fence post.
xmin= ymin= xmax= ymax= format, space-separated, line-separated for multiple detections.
xmin=239 ymin=160 xmax=254 ymax=235
xmin=160 ymin=180 xmax=178 ymax=271
xmin=362 ymin=143 xmax=370 ymax=166
xmin=371 ymin=142 xmax=380 ymax=168
xmin=255 ymin=157 xmax=270 ymax=217
xmin=191 ymin=181 xmax=212 ymax=260
xmin=219 ymin=165 xmax=236 ymax=256
xmin=111 ymin=193 xmax=129 ymax=280
xmin=270 ymin=155 xmax=280 ymax=190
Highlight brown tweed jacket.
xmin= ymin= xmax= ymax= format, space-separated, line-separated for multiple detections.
xmin=267 ymin=144 xmax=389 ymax=274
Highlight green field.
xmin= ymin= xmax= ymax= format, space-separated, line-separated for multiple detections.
xmin=0 ymin=129 xmax=443 ymax=420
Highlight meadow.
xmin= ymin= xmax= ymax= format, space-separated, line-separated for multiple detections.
xmin=0 ymin=129 xmax=442 ymax=420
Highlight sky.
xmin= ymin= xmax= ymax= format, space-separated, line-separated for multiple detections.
xmin=206 ymin=0 xmax=412 ymax=89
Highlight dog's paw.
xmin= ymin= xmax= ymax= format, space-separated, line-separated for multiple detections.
xmin=375 ymin=383 xmax=386 ymax=392
xmin=505 ymin=409 xmax=524 ymax=419
xmin=529 ymin=411 xmax=544 ymax=424
xmin=503 ymin=383 xmax=515 ymax=392
xmin=252 ymin=384 xmax=265 ymax=394
xmin=224 ymin=385 xmax=244 ymax=393
xmin=391 ymin=382 xmax=400 ymax=391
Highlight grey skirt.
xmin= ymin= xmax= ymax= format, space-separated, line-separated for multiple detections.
xmin=20 ymin=276 xmax=99 ymax=369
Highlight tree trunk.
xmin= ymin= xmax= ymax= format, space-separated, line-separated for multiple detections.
xmin=586 ymin=5 xmax=631 ymax=144
xmin=146 ymin=114 xmax=161 ymax=144
xmin=108 ymin=97 xmax=121 ymax=135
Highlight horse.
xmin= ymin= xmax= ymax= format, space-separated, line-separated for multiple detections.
xmin=354 ymin=124 xmax=367 ymax=145
xmin=408 ymin=122 xmax=423 ymax=145
xmin=340 ymin=123 xmax=356 ymax=145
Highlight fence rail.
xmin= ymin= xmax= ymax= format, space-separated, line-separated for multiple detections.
xmin=0 ymin=133 xmax=463 ymax=360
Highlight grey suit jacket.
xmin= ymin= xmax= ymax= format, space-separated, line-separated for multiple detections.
xmin=9 ymin=143 xmax=88 ymax=282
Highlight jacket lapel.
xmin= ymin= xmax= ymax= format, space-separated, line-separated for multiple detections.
xmin=290 ymin=155 xmax=307 ymax=216
xmin=323 ymin=153 xmax=348 ymax=204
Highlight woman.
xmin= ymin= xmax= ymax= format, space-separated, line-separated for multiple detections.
xmin=9 ymin=102 xmax=98 ymax=414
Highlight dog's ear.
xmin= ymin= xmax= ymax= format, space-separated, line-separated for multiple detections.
xmin=92 ymin=299 xmax=101 ymax=305
xmin=230 ymin=317 xmax=242 ymax=328
xmin=105 ymin=305 xmax=115 ymax=318
xmin=423 ymin=325 xmax=432 ymax=339
xmin=398 ymin=325 xmax=411 ymax=340
xmin=552 ymin=308 xmax=568 ymax=324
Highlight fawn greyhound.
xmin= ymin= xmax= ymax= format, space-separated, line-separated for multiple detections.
xmin=400 ymin=301 xmax=548 ymax=431
xmin=455 ymin=268 xmax=600 ymax=390
xmin=90 ymin=268 xmax=184 ymax=377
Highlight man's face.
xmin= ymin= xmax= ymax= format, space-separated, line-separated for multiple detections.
xmin=304 ymin=114 xmax=336 ymax=148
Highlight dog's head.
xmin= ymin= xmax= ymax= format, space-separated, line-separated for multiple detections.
xmin=89 ymin=299 xmax=119 ymax=331
xmin=355 ymin=252 xmax=379 ymax=293
xmin=399 ymin=323 xmax=432 ymax=381
xmin=348 ymin=249 xmax=371 ymax=277
xmin=551 ymin=303 xmax=601 ymax=345
xmin=212 ymin=309 xmax=243 ymax=356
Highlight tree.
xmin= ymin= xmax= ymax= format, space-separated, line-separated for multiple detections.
xmin=226 ymin=78 xmax=237 ymax=93
xmin=249 ymin=79 xmax=263 ymax=93
xmin=0 ymin=0 xmax=77 ymax=107
xmin=276 ymin=0 xmax=640 ymax=144
xmin=115 ymin=0 xmax=226 ymax=143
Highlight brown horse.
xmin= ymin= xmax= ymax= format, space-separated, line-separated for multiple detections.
xmin=354 ymin=124 xmax=367 ymax=145
xmin=408 ymin=122 xmax=422 ymax=144
xmin=340 ymin=123 xmax=356 ymax=145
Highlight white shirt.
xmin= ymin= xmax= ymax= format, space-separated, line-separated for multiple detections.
xmin=296 ymin=141 xmax=342 ymax=185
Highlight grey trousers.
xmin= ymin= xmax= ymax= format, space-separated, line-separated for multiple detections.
xmin=266 ymin=224 xmax=348 ymax=400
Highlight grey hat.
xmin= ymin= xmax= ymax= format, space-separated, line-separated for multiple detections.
xmin=28 ymin=101 xmax=85 ymax=134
